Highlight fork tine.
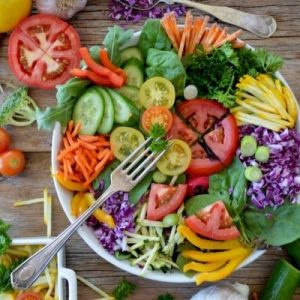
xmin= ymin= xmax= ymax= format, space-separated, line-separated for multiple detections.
xmin=133 ymin=148 xmax=168 ymax=184
xmin=128 ymin=151 xmax=156 ymax=179
xmin=115 ymin=137 xmax=152 ymax=171
xmin=125 ymin=146 xmax=152 ymax=173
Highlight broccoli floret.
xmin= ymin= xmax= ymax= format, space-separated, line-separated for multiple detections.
xmin=0 ymin=86 xmax=38 ymax=127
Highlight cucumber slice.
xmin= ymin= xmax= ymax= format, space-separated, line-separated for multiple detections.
xmin=96 ymin=87 xmax=115 ymax=134
xmin=123 ymin=58 xmax=144 ymax=88
xmin=261 ymin=259 xmax=300 ymax=300
xmin=120 ymin=47 xmax=143 ymax=64
xmin=106 ymin=88 xmax=140 ymax=126
xmin=116 ymin=86 xmax=141 ymax=108
xmin=72 ymin=87 xmax=104 ymax=135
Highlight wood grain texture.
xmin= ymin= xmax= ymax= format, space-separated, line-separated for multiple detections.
xmin=0 ymin=0 xmax=300 ymax=299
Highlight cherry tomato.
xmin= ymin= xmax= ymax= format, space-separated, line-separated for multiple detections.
xmin=0 ymin=149 xmax=25 ymax=176
xmin=0 ymin=128 xmax=11 ymax=153
xmin=141 ymin=106 xmax=173 ymax=133
xmin=8 ymin=14 xmax=81 ymax=89
xmin=16 ymin=292 xmax=42 ymax=300
xmin=147 ymin=183 xmax=187 ymax=221
xmin=185 ymin=201 xmax=240 ymax=241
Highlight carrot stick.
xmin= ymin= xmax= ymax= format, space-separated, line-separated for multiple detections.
xmin=93 ymin=141 xmax=110 ymax=148
xmin=78 ymin=139 xmax=97 ymax=150
xmin=232 ymin=39 xmax=245 ymax=48
xmin=187 ymin=17 xmax=203 ymax=54
xmin=65 ymin=159 xmax=73 ymax=175
xmin=74 ymin=155 xmax=90 ymax=181
xmin=67 ymin=173 xmax=82 ymax=182
xmin=63 ymin=137 xmax=70 ymax=149
xmin=57 ymin=142 xmax=80 ymax=161
xmin=72 ymin=122 xmax=81 ymax=137
xmin=201 ymin=23 xmax=218 ymax=48
xmin=63 ymin=160 xmax=68 ymax=181
xmin=80 ymin=153 xmax=93 ymax=174
xmin=214 ymin=27 xmax=228 ymax=44
xmin=68 ymin=120 xmax=74 ymax=132
xmin=95 ymin=151 xmax=111 ymax=172
xmin=178 ymin=11 xmax=193 ymax=59
xmin=161 ymin=17 xmax=179 ymax=50
xmin=191 ymin=16 xmax=209 ymax=54
xmin=213 ymin=29 xmax=243 ymax=48
xmin=79 ymin=135 xmax=104 ymax=142
xmin=66 ymin=131 xmax=75 ymax=146
xmin=90 ymin=158 xmax=97 ymax=169
xmin=97 ymin=149 xmax=110 ymax=161
xmin=169 ymin=12 xmax=181 ymax=46
xmin=84 ymin=149 xmax=95 ymax=162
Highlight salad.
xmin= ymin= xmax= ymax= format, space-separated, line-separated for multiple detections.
xmin=37 ymin=11 xmax=300 ymax=285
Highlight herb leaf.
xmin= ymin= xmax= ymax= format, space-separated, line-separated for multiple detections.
xmin=149 ymin=123 xmax=168 ymax=153
xmin=113 ymin=278 xmax=136 ymax=300
xmin=157 ymin=293 xmax=174 ymax=300
xmin=104 ymin=26 xmax=134 ymax=66
xmin=0 ymin=219 xmax=11 ymax=256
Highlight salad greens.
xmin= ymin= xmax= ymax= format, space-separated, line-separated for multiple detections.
xmin=113 ymin=278 xmax=136 ymax=300
xmin=138 ymin=19 xmax=172 ymax=58
xmin=242 ymin=203 xmax=300 ymax=246
xmin=0 ymin=219 xmax=11 ymax=255
xmin=146 ymin=48 xmax=186 ymax=96
xmin=104 ymin=26 xmax=134 ymax=66
xmin=36 ymin=78 xmax=89 ymax=130
xmin=183 ymin=43 xmax=283 ymax=108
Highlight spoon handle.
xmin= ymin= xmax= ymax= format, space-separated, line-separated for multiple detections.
xmin=174 ymin=0 xmax=277 ymax=38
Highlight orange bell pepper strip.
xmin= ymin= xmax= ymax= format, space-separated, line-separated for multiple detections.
xmin=70 ymin=69 xmax=115 ymax=87
xmin=99 ymin=48 xmax=126 ymax=78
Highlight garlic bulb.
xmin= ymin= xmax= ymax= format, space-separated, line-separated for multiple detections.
xmin=36 ymin=0 xmax=87 ymax=20
xmin=190 ymin=282 xmax=250 ymax=300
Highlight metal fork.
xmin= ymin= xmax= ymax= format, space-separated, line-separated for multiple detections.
xmin=117 ymin=0 xmax=277 ymax=38
xmin=11 ymin=137 xmax=167 ymax=290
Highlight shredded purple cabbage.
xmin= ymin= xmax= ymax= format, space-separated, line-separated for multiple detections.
xmin=239 ymin=125 xmax=300 ymax=209
xmin=108 ymin=0 xmax=186 ymax=22
xmin=88 ymin=183 xmax=135 ymax=254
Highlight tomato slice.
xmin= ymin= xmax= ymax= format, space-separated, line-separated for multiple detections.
xmin=141 ymin=106 xmax=173 ymax=133
xmin=167 ymin=114 xmax=198 ymax=145
xmin=177 ymin=99 xmax=227 ymax=134
xmin=16 ymin=292 xmax=42 ymax=300
xmin=8 ymin=14 xmax=81 ymax=89
xmin=204 ymin=115 xmax=239 ymax=166
xmin=186 ymin=176 xmax=209 ymax=197
xmin=156 ymin=139 xmax=192 ymax=176
xmin=147 ymin=184 xmax=187 ymax=221
xmin=187 ymin=144 xmax=224 ymax=176
xmin=140 ymin=77 xmax=176 ymax=109
xmin=185 ymin=201 xmax=240 ymax=240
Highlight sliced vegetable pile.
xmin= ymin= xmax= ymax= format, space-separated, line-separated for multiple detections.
xmin=30 ymin=10 xmax=300 ymax=287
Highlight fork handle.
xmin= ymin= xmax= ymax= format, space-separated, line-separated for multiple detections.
xmin=11 ymin=186 xmax=117 ymax=290
xmin=174 ymin=0 xmax=277 ymax=38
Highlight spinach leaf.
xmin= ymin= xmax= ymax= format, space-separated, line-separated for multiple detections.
xmin=36 ymin=78 xmax=89 ymax=131
xmin=138 ymin=19 xmax=171 ymax=58
xmin=209 ymin=157 xmax=247 ymax=214
xmin=104 ymin=26 xmax=134 ymax=66
xmin=146 ymin=48 xmax=186 ymax=96
xmin=129 ymin=172 xmax=153 ymax=204
xmin=185 ymin=194 xmax=218 ymax=216
xmin=243 ymin=203 xmax=300 ymax=246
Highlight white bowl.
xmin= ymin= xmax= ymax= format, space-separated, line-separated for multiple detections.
xmin=51 ymin=31 xmax=299 ymax=283
xmin=11 ymin=237 xmax=77 ymax=300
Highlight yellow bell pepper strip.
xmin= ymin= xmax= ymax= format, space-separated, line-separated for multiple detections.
xmin=178 ymin=225 xmax=241 ymax=250
xmin=71 ymin=192 xmax=84 ymax=216
xmin=182 ymin=246 xmax=251 ymax=262
xmin=77 ymin=197 xmax=89 ymax=216
xmin=84 ymin=193 xmax=115 ymax=229
xmin=183 ymin=260 xmax=226 ymax=273
xmin=195 ymin=250 xmax=252 ymax=285
xmin=55 ymin=172 xmax=87 ymax=192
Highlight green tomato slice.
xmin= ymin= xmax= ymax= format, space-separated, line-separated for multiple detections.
xmin=110 ymin=127 xmax=145 ymax=161
xmin=156 ymin=139 xmax=191 ymax=176
xmin=139 ymin=76 xmax=175 ymax=109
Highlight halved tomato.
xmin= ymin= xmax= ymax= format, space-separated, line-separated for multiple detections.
xmin=187 ymin=144 xmax=224 ymax=176
xmin=16 ymin=292 xmax=42 ymax=300
xmin=141 ymin=106 xmax=173 ymax=133
xmin=186 ymin=176 xmax=209 ymax=197
xmin=167 ymin=114 xmax=198 ymax=145
xmin=147 ymin=183 xmax=187 ymax=221
xmin=8 ymin=14 xmax=81 ymax=89
xmin=177 ymin=99 xmax=227 ymax=134
xmin=185 ymin=201 xmax=240 ymax=240
xmin=204 ymin=114 xmax=239 ymax=166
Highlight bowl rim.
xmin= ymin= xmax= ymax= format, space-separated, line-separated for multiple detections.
xmin=51 ymin=30 xmax=299 ymax=283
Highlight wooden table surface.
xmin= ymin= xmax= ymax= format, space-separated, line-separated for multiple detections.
xmin=1 ymin=0 xmax=300 ymax=299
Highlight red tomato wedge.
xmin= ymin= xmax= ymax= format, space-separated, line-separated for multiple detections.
xmin=8 ymin=14 xmax=81 ymax=89
xmin=204 ymin=114 xmax=239 ymax=166
xmin=186 ymin=176 xmax=209 ymax=197
xmin=141 ymin=106 xmax=173 ymax=133
xmin=177 ymin=99 xmax=227 ymax=134
xmin=188 ymin=144 xmax=224 ymax=176
xmin=185 ymin=201 xmax=240 ymax=241
xmin=147 ymin=184 xmax=187 ymax=221
xmin=167 ymin=114 xmax=198 ymax=145
xmin=16 ymin=292 xmax=42 ymax=300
